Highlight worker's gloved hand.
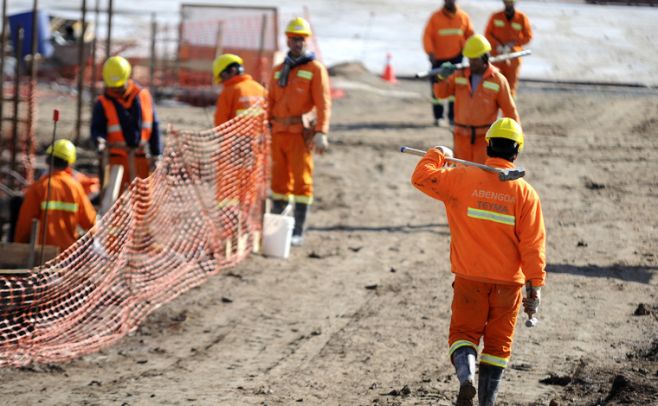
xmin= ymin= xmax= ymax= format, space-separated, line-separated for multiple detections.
xmin=313 ymin=132 xmax=329 ymax=154
xmin=523 ymin=285 xmax=541 ymax=317
xmin=434 ymin=145 xmax=454 ymax=158
xmin=437 ymin=62 xmax=456 ymax=79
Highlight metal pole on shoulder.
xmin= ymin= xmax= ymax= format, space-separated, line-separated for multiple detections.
xmin=40 ymin=109 xmax=60 ymax=266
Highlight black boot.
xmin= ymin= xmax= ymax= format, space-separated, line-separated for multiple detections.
xmin=452 ymin=347 xmax=477 ymax=406
xmin=478 ymin=363 xmax=504 ymax=406
xmin=291 ymin=203 xmax=309 ymax=246
xmin=271 ymin=199 xmax=288 ymax=214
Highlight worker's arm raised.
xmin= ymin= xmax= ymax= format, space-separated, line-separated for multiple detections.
xmin=410 ymin=147 xmax=456 ymax=202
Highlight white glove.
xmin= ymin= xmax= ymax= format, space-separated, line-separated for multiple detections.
xmin=434 ymin=145 xmax=454 ymax=158
xmin=313 ymin=132 xmax=329 ymax=154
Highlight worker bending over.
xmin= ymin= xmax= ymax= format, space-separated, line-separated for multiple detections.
xmin=91 ymin=56 xmax=163 ymax=192
xmin=15 ymin=140 xmax=97 ymax=252
xmin=434 ymin=34 xmax=519 ymax=164
xmin=411 ymin=118 xmax=545 ymax=406
xmin=485 ymin=0 xmax=533 ymax=97
xmin=268 ymin=17 xmax=331 ymax=246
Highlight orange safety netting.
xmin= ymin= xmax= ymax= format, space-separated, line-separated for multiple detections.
xmin=0 ymin=106 xmax=270 ymax=367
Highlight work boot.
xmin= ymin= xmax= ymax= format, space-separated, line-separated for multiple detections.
xmin=452 ymin=347 xmax=477 ymax=406
xmin=478 ymin=363 xmax=504 ymax=406
xmin=271 ymin=199 xmax=288 ymax=215
xmin=291 ymin=202 xmax=309 ymax=246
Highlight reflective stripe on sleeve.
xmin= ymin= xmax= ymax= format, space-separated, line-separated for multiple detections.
xmin=40 ymin=201 xmax=79 ymax=212
xmin=455 ymin=77 xmax=468 ymax=86
xmin=108 ymin=124 xmax=122 ymax=133
xmin=480 ymin=353 xmax=509 ymax=368
xmin=483 ymin=81 xmax=500 ymax=92
xmin=467 ymin=207 xmax=515 ymax=226
xmin=297 ymin=70 xmax=313 ymax=80
xmin=449 ymin=340 xmax=478 ymax=356
xmin=438 ymin=28 xmax=464 ymax=36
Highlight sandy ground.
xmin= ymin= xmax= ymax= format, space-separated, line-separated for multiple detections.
xmin=1 ymin=67 xmax=658 ymax=405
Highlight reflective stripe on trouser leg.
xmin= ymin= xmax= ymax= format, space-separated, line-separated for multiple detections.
xmin=481 ymin=283 xmax=522 ymax=368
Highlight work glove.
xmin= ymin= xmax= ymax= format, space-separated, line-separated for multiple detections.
xmin=437 ymin=62 xmax=456 ymax=79
xmin=523 ymin=284 xmax=541 ymax=318
xmin=313 ymin=132 xmax=329 ymax=154
xmin=434 ymin=146 xmax=454 ymax=167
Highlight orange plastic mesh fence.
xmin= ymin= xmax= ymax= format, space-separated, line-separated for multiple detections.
xmin=0 ymin=106 xmax=270 ymax=367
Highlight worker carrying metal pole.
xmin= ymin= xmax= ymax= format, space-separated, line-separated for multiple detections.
xmin=484 ymin=0 xmax=533 ymax=97
xmin=409 ymin=118 xmax=546 ymax=406
xmin=433 ymin=34 xmax=520 ymax=165
xmin=90 ymin=56 xmax=163 ymax=193
xmin=268 ymin=17 xmax=331 ymax=247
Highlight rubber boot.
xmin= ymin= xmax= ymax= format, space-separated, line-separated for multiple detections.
xmin=271 ymin=199 xmax=288 ymax=214
xmin=291 ymin=203 xmax=309 ymax=246
xmin=452 ymin=347 xmax=477 ymax=406
xmin=478 ymin=363 xmax=504 ymax=406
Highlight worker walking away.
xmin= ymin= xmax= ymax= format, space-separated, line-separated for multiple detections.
xmin=434 ymin=34 xmax=519 ymax=164
xmin=91 ymin=56 xmax=163 ymax=193
xmin=15 ymin=140 xmax=97 ymax=252
xmin=485 ymin=0 xmax=533 ymax=97
xmin=422 ymin=0 xmax=474 ymax=127
xmin=212 ymin=53 xmax=267 ymax=241
xmin=410 ymin=118 xmax=545 ymax=406
xmin=268 ymin=17 xmax=331 ymax=246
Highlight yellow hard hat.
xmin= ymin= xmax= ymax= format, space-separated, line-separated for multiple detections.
xmin=212 ymin=53 xmax=244 ymax=83
xmin=46 ymin=139 xmax=77 ymax=164
xmin=102 ymin=56 xmax=132 ymax=87
xmin=486 ymin=118 xmax=524 ymax=151
xmin=285 ymin=17 xmax=312 ymax=37
xmin=463 ymin=34 xmax=492 ymax=59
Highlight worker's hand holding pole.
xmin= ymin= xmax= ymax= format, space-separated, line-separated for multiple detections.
xmin=415 ymin=49 xmax=532 ymax=79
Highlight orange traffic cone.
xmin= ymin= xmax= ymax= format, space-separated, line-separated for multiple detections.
xmin=381 ymin=52 xmax=397 ymax=84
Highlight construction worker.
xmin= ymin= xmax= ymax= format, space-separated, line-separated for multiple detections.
xmin=410 ymin=118 xmax=545 ymax=406
xmin=91 ymin=56 xmax=162 ymax=193
xmin=268 ymin=17 xmax=331 ymax=246
xmin=422 ymin=0 xmax=474 ymax=127
xmin=14 ymin=140 xmax=97 ymax=252
xmin=434 ymin=34 xmax=519 ymax=164
xmin=485 ymin=0 xmax=533 ymax=97
xmin=212 ymin=53 xmax=267 ymax=242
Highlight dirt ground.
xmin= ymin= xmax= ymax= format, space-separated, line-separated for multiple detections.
xmin=1 ymin=65 xmax=657 ymax=405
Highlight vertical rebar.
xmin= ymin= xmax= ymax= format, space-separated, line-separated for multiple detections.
xmin=149 ymin=12 xmax=156 ymax=97
xmin=24 ymin=0 xmax=39 ymax=183
xmin=89 ymin=0 xmax=100 ymax=115
xmin=105 ymin=0 xmax=113 ymax=59
xmin=0 ymin=0 xmax=7 ymax=156
xmin=75 ymin=0 xmax=88 ymax=145
xmin=10 ymin=26 xmax=23 ymax=176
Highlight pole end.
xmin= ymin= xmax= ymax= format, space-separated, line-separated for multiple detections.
xmin=53 ymin=109 xmax=60 ymax=122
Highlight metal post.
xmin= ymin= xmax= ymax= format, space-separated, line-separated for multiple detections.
xmin=89 ymin=0 xmax=99 ymax=114
xmin=105 ymin=0 xmax=113 ymax=59
xmin=74 ymin=0 xmax=88 ymax=145
xmin=0 ymin=0 xmax=7 ymax=155
xmin=149 ymin=12 xmax=156 ymax=97
xmin=10 ymin=27 xmax=23 ymax=175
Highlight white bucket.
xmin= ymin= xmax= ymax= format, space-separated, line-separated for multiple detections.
xmin=262 ymin=213 xmax=295 ymax=259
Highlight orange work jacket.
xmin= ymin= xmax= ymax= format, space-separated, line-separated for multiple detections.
xmin=268 ymin=60 xmax=331 ymax=135
xmin=14 ymin=169 xmax=97 ymax=251
xmin=434 ymin=65 xmax=519 ymax=136
xmin=98 ymin=81 xmax=154 ymax=157
xmin=422 ymin=7 xmax=474 ymax=60
xmin=411 ymin=148 xmax=546 ymax=287
xmin=214 ymin=74 xmax=267 ymax=127
xmin=485 ymin=10 xmax=533 ymax=56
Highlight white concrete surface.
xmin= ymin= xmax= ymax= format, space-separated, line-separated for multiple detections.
xmin=7 ymin=0 xmax=658 ymax=86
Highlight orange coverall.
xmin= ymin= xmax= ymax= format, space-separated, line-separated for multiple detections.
xmin=268 ymin=59 xmax=330 ymax=205
xmin=434 ymin=65 xmax=519 ymax=164
xmin=411 ymin=148 xmax=546 ymax=369
xmin=422 ymin=7 xmax=474 ymax=61
xmin=485 ymin=9 xmax=533 ymax=97
xmin=15 ymin=169 xmax=97 ymax=251
xmin=214 ymin=74 xmax=267 ymax=238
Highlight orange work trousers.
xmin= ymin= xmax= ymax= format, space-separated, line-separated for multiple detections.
xmin=271 ymin=131 xmax=313 ymax=203
xmin=494 ymin=58 xmax=521 ymax=98
xmin=109 ymin=154 xmax=150 ymax=193
xmin=453 ymin=128 xmax=489 ymax=164
xmin=448 ymin=276 xmax=522 ymax=369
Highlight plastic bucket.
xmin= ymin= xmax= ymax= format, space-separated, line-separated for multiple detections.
xmin=262 ymin=213 xmax=295 ymax=259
